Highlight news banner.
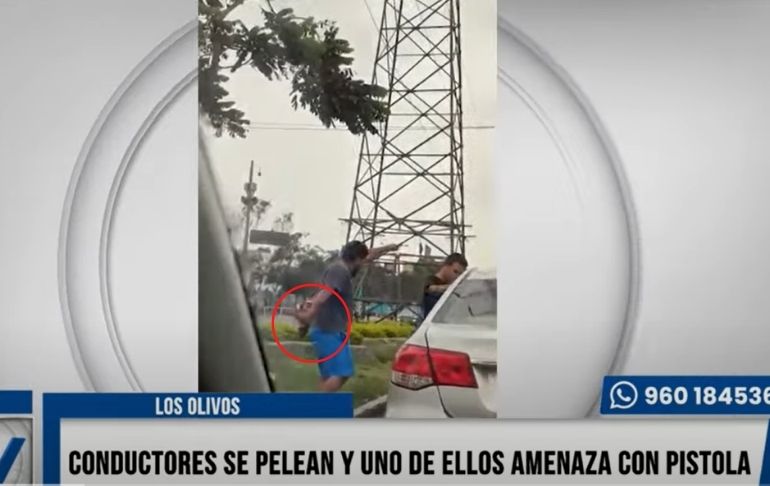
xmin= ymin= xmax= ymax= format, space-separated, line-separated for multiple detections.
xmin=2 ymin=377 xmax=770 ymax=484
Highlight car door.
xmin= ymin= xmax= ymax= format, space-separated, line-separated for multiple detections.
xmin=199 ymin=142 xmax=272 ymax=393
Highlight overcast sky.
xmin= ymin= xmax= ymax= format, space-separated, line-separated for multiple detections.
xmin=203 ymin=0 xmax=497 ymax=268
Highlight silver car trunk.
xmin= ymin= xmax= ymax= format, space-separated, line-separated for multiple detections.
xmin=424 ymin=270 xmax=497 ymax=417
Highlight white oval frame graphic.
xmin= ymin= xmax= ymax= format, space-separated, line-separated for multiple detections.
xmin=497 ymin=19 xmax=640 ymax=417
xmin=57 ymin=22 xmax=196 ymax=391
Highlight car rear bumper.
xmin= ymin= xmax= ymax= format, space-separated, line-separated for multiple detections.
xmin=385 ymin=383 xmax=449 ymax=418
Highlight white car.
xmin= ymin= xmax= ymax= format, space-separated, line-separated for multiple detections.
xmin=386 ymin=269 xmax=497 ymax=418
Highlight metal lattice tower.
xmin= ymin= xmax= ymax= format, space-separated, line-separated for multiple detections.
xmin=346 ymin=0 xmax=466 ymax=276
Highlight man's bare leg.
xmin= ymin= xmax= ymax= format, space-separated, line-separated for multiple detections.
xmin=319 ymin=376 xmax=348 ymax=392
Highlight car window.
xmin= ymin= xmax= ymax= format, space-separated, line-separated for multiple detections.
xmin=432 ymin=275 xmax=497 ymax=326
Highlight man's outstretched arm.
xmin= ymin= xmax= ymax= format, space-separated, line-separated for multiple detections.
xmin=365 ymin=243 xmax=400 ymax=262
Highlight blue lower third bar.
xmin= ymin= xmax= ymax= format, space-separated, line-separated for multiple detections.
xmin=45 ymin=392 xmax=353 ymax=419
xmin=601 ymin=376 xmax=770 ymax=415
xmin=0 ymin=391 xmax=32 ymax=415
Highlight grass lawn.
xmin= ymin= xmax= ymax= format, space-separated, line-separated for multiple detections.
xmin=261 ymin=335 xmax=402 ymax=409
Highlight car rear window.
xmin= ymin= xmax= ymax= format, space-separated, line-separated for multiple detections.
xmin=432 ymin=276 xmax=497 ymax=326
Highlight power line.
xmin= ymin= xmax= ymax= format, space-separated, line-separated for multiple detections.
xmin=244 ymin=123 xmax=494 ymax=132
xmin=247 ymin=122 xmax=494 ymax=129
xmin=361 ymin=0 xmax=379 ymax=31
xmin=246 ymin=120 xmax=493 ymax=129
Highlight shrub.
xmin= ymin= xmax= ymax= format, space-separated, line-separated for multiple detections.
xmin=354 ymin=321 xmax=413 ymax=339
xmin=349 ymin=328 xmax=364 ymax=345
xmin=272 ymin=322 xmax=303 ymax=341
xmin=261 ymin=320 xmax=413 ymax=343
xmin=366 ymin=326 xmax=387 ymax=339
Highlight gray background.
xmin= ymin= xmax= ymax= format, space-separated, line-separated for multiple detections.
xmin=0 ymin=1 xmax=197 ymax=481
xmin=498 ymin=0 xmax=770 ymax=418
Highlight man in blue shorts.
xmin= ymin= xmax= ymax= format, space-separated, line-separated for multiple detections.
xmin=292 ymin=240 xmax=399 ymax=392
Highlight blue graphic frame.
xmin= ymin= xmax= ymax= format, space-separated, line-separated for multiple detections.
xmin=0 ymin=391 xmax=32 ymax=415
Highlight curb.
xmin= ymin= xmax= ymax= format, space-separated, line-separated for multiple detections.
xmin=354 ymin=394 xmax=388 ymax=418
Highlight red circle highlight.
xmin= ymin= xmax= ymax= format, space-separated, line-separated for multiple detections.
xmin=270 ymin=283 xmax=352 ymax=364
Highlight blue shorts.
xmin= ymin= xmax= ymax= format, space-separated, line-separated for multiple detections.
xmin=308 ymin=326 xmax=355 ymax=379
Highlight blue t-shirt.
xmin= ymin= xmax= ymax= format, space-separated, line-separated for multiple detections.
xmin=314 ymin=260 xmax=353 ymax=332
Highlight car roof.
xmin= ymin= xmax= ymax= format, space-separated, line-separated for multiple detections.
xmin=467 ymin=267 xmax=496 ymax=279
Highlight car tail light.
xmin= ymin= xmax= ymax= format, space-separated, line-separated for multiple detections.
xmin=430 ymin=347 xmax=478 ymax=388
xmin=391 ymin=344 xmax=478 ymax=390
xmin=391 ymin=345 xmax=433 ymax=390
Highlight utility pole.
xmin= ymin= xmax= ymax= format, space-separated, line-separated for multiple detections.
xmin=241 ymin=160 xmax=258 ymax=259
